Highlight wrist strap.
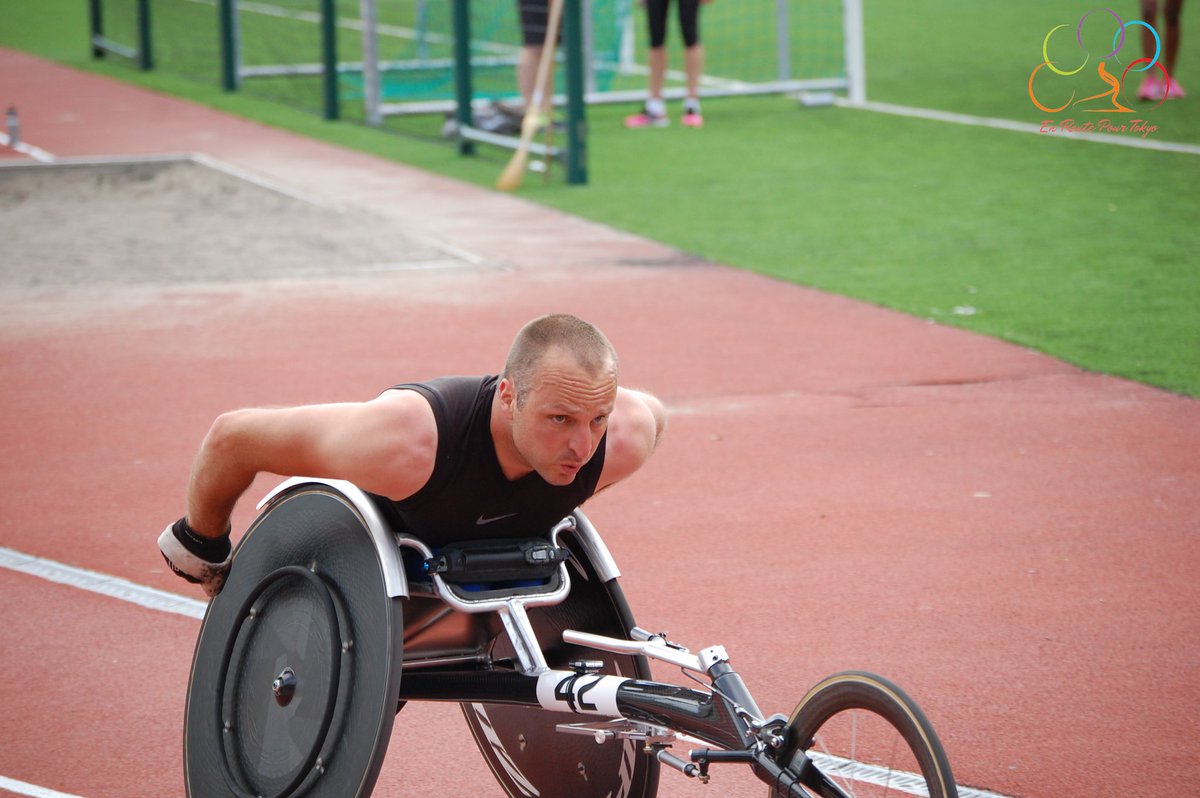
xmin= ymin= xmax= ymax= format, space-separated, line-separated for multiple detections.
xmin=173 ymin=517 xmax=231 ymax=563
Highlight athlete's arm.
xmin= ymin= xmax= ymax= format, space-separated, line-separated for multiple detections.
xmin=184 ymin=389 xmax=437 ymax=537
xmin=595 ymin=387 xmax=666 ymax=491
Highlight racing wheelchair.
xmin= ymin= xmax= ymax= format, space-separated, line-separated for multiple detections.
xmin=183 ymin=477 xmax=958 ymax=797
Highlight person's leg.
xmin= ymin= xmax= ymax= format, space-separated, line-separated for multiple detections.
xmin=1140 ymin=0 xmax=1160 ymax=60
xmin=518 ymin=45 xmax=541 ymax=108
xmin=683 ymin=45 xmax=704 ymax=102
xmin=1164 ymin=0 xmax=1186 ymax=96
xmin=516 ymin=0 xmax=548 ymax=110
xmin=646 ymin=0 xmax=669 ymax=105
xmin=1137 ymin=0 xmax=1167 ymax=99
xmin=1164 ymin=0 xmax=1184 ymax=79
xmin=648 ymin=47 xmax=668 ymax=102
xmin=679 ymin=0 xmax=704 ymax=124
xmin=626 ymin=0 xmax=670 ymax=126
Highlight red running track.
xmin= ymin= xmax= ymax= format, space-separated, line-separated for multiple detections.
xmin=1 ymin=48 xmax=1198 ymax=797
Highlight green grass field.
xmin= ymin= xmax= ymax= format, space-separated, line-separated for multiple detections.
xmin=2 ymin=0 xmax=1198 ymax=395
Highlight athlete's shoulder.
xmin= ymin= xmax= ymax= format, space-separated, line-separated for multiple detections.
xmin=596 ymin=387 xmax=666 ymax=491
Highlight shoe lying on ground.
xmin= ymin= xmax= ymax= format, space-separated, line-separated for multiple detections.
xmin=624 ymin=108 xmax=668 ymax=128
xmin=1137 ymin=75 xmax=1165 ymax=101
xmin=158 ymin=518 xmax=232 ymax=598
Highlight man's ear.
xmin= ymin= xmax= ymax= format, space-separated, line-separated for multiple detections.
xmin=497 ymin=377 xmax=517 ymax=416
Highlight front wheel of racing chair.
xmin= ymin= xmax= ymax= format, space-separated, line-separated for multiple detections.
xmin=182 ymin=479 xmax=406 ymax=798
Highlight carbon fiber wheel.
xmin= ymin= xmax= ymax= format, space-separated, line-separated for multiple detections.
xmin=184 ymin=486 xmax=404 ymax=798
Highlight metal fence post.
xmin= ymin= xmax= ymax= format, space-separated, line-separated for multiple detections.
xmin=218 ymin=0 xmax=238 ymax=91
xmin=320 ymin=0 xmax=339 ymax=120
xmin=89 ymin=0 xmax=105 ymax=58
xmin=563 ymin=0 xmax=587 ymax=184
xmin=451 ymin=0 xmax=474 ymax=155
xmin=137 ymin=0 xmax=154 ymax=71
xmin=359 ymin=0 xmax=382 ymax=126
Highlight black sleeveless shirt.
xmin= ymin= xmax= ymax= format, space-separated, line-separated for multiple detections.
xmin=376 ymin=375 xmax=607 ymax=545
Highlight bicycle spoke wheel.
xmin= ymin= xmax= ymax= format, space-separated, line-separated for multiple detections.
xmin=767 ymin=671 xmax=957 ymax=798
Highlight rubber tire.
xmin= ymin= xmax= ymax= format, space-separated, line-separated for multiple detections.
xmin=767 ymin=671 xmax=957 ymax=798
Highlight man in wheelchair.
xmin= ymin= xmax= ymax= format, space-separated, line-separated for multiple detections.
xmin=158 ymin=313 xmax=667 ymax=597
xmin=164 ymin=313 xmax=960 ymax=798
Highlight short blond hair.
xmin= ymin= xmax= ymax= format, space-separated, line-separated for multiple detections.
xmin=502 ymin=314 xmax=617 ymax=405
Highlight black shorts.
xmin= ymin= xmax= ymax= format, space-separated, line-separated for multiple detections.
xmin=517 ymin=0 xmax=550 ymax=46
xmin=646 ymin=0 xmax=702 ymax=49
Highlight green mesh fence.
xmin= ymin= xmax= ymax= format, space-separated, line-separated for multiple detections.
xmin=89 ymin=0 xmax=856 ymax=119
xmin=614 ymin=0 xmax=850 ymax=98
xmin=89 ymin=0 xmax=148 ymax=66
xmin=147 ymin=0 xmax=222 ymax=82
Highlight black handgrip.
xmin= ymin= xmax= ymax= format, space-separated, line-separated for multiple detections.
xmin=423 ymin=538 xmax=570 ymax=583
xmin=689 ymin=748 xmax=757 ymax=763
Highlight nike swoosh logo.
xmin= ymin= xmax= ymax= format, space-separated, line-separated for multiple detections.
xmin=476 ymin=512 xmax=518 ymax=526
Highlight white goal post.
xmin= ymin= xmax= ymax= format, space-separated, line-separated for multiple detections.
xmin=356 ymin=0 xmax=866 ymax=122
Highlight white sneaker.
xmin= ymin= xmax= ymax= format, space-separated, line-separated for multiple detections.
xmin=158 ymin=522 xmax=231 ymax=597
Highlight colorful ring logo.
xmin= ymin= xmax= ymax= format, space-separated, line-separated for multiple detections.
xmin=1029 ymin=8 xmax=1171 ymax=113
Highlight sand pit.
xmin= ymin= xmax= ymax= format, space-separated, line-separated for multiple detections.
xmin=0 ymin=156 xmax=468 ymax=288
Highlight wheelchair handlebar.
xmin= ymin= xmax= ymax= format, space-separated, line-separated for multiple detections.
xmin=564 ymin=629 xmax=706 ymax=673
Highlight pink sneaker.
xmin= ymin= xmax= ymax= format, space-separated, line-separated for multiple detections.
xmin=624 ymin=108 xmax=668 ymax=128
xmin=681 ymin=111 xmax=704 ymax=128
xmin=1165 ymin=78 xmax=1186 ymax=99
xmin=1137 ymin=74 xmax=1165 ymax=101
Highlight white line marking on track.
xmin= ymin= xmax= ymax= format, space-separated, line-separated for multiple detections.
xmin=190 ymin=152 xmax=332 ymax=206
xmin=0 ymin=132 xmax=56 ymax=162
xmin=0 ymin=546 xmax=206 ymax=619
xmin=0 ymin=775 xmax=86 ymax=798
xmin=840 ymin=98 xmax=1200 ymax=156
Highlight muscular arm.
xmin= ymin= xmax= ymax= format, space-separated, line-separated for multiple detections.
xmin=184 ymin=389 xmax=437 ymax=537
xmin=595 ymin=387 xmax=667 ymax=492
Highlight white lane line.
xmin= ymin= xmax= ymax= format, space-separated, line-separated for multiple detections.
xmin=813 ymin=752 xmax=1016 ymax=798
xmin=0 ymin=547 xmax=203 ymax=798
xmin=0 ymin=775 xmax=86 ymax=798
xmin=0 ymin=132 xmax=56 ymax=163
xmin=0 ymin=546 xmax=206 ymax=619
xmin=839 ymin=98 xmax=1200 ymax=156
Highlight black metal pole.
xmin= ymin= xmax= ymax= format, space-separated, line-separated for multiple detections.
xmin=320 ymin=0 xmax=339 ymax=120
xmin=89 ymin=0 xmax=105 ymax=58
xmin=450 ymin=0 xmax=475 ymax=155
xmin=218 ymin=0 xmax=237 ymax=91
xmin=562 ymin=0 xmax=587 ymax=184
xmin=137 ymin=0 xmax=153 ymax=71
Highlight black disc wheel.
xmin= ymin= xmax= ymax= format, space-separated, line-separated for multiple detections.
xmin=184 ymin=485 xmax=404 ymax=798
xmin=767 ymin=671 xmax=957 ymax=798
xmin=461 ymin=527 xmax=660 ymax=798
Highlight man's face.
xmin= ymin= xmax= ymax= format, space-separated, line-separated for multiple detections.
xmin=506 ymin=348 xmax=617 ymax=485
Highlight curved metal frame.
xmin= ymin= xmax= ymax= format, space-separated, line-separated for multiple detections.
xmin=257 ymin=477 xmax=408 ymax=597
xmin=255 ymin=477 xmax=622 ymax=601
